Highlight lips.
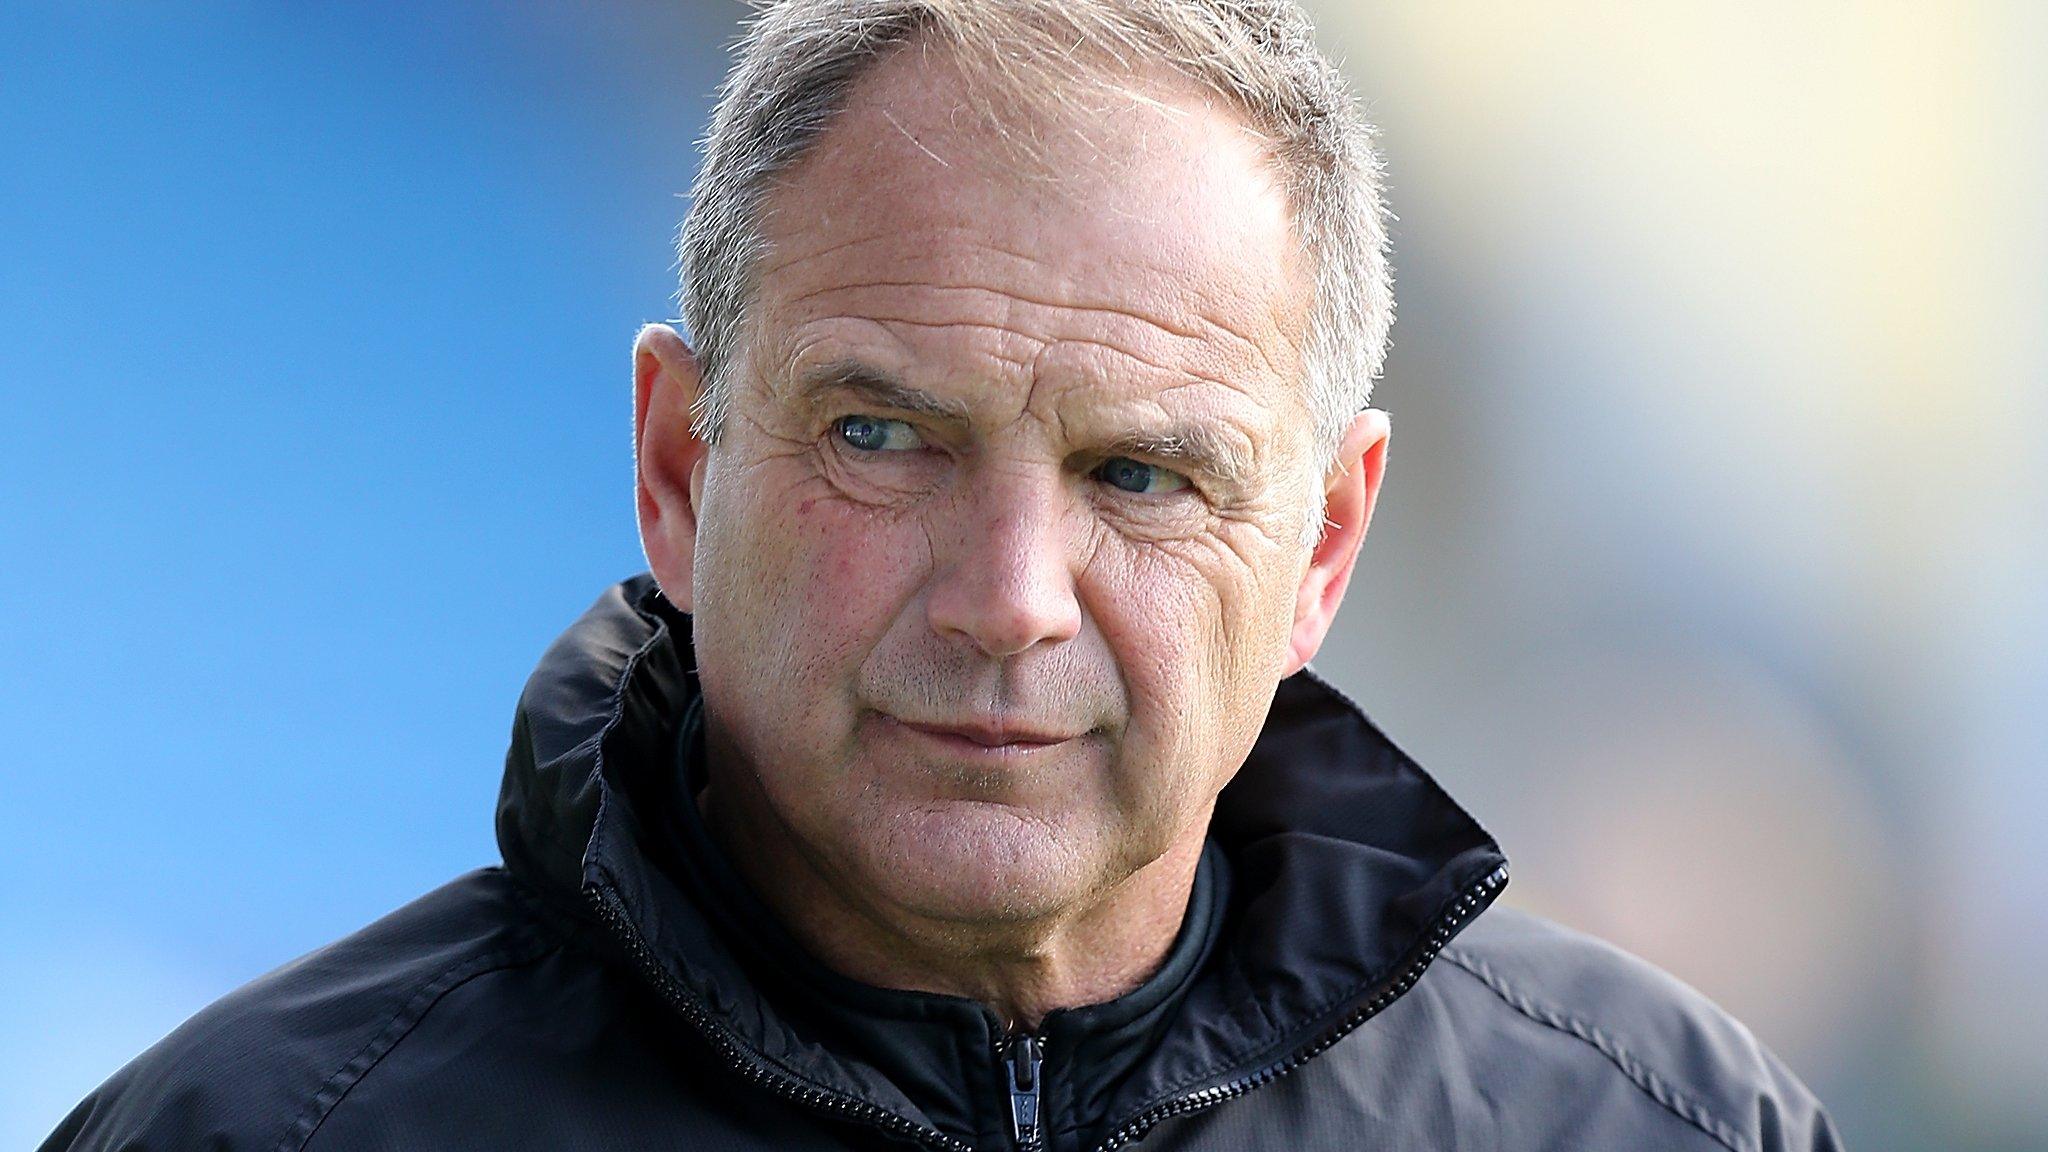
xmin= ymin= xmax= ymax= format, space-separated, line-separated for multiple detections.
xmin=888 ymin=716 xmax=1078 ymax=749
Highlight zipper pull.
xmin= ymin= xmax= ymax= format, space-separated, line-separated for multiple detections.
xmin=1005 ymin=1033 xmax=1043 ymax=1150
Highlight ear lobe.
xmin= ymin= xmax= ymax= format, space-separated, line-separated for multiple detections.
xmin=633 ymin=324 xmax=711 ymax=611
xmin=1284 ymin=409 xmax=1390 ymax=676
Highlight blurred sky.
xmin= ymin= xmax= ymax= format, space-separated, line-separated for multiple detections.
xmin=2 ymin=3 xmax=2042 ymax=1149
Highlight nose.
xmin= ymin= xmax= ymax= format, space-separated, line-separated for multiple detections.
xmin=924 ymin=466 xmax=1083 ymax=659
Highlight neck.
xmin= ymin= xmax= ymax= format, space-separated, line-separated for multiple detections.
xmin=698 ymin=774 xmax=1208 ymax=1031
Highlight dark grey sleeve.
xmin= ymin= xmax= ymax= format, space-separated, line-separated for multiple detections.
xmin=1444 ymin=906 xmax=1846 ymax=1152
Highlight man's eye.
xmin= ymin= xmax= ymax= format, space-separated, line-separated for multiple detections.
xmin=1094 ymin=457 xmax=1191 ymax=495
xmin=835 ymin=415 xmax=923 ymax=452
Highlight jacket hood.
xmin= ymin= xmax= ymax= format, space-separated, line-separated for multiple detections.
xmin=497 ymin=576 xmax=1508 ymax=1150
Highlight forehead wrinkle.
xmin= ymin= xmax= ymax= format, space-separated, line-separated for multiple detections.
xmin=969 ymin=234 xmax=1306 ymax=372
xmin=755 ymin=230 xmax=905 ymax=285
xmin=786 ymin=298 xmax=1279 ymax=401
xmin=780 ymin=275 xmax=1300 ymax=400
xmin=851 ymin=317 xmax=1243 ymax=398
xmin=1025 ymin=332 xmax=1292 ymax=450
xmin=774 ymin=277 xmax=1204 ymax=346
xmin=933 ymin=234 xmax=1298 ymax=357
xmin=764 ymin=232 xmax=1282 ymax=345
xmin=770 ymin=317 xmax=1269 ymax=434
xmin=1025 ymin=333 xmax=1269 ymax=403
xmin=758 ymin=218 xmax=1301 ymax=379
xmin=775 ymin=313 xmax=1048 ymax=415
xmin=758 ymin=224 xmax=1038 ymax=283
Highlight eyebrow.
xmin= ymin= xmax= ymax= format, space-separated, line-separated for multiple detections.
xmin=794 ymin=360 xmax=972 ymax=423
xmin=1104 ymin=426 xmax=1253 ymax=486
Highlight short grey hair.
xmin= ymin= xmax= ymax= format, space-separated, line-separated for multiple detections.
xmin=678 ymin=0 xmax=1391 ymax=482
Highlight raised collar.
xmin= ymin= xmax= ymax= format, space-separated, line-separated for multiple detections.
xmin=497 ymin=576 xmax=1508 ymax=1152
xmin=654 ymin=692 xmax=1231 ymax=1148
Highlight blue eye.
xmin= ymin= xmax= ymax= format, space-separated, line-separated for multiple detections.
xmin=1095 ymin=457 xmax=1191 ymax=495
xmin=836 ymin=415 xmax=923 ymax=451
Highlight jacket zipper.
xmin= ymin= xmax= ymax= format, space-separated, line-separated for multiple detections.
xmin=586 ymin=880 xmax=973 ymax=1152
xmin=1085 ymin=861 xmax=1509 ymax=1152
xmin=1003 ymin=1032 xmax=1045 ymax=1151
xmin=592 ymin=859 xmax=1504 ymax=1152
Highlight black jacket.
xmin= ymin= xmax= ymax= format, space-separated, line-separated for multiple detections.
xmin=42 ymin=577 xmax=1840 ymax=1151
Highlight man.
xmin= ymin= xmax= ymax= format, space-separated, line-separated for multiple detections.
xmin=44 ymin=1 xmax=1839 ymax=1149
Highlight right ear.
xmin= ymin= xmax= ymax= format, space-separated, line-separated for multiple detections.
xmin=633 ymin=323 xmax=710 ymax=611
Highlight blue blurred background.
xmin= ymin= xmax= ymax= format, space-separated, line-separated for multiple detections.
xmin=2 ymin=3 xmax=2042 ymax=1148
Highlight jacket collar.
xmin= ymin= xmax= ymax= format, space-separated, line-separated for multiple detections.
xmin=497 ymin=576 xmax=1508 ymax=1150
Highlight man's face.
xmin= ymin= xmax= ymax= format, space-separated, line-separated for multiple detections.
xmin=640 ymin=52 xmax=1381 ymax=929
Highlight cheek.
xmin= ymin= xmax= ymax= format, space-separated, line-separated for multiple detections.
xmin=695 ymin=461 xmax=931 ymax=699
xmin=1086 ymin=535 xmax=1297 ymax=796
xmin=1094 ymin=534 xmax=1293 ymax=693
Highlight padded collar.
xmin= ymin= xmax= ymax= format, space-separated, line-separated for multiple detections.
xmin=496 ymin=576 xmax=1508 ymax=1149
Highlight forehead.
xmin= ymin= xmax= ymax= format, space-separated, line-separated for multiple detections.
xmin=748 ymin=46 xmax=1314 ymax=424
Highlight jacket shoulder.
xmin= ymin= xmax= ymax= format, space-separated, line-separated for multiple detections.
xmin=38 ymin=868 xmax=566 ymax=1152
xmin=1437 ymin=905 xmax=1841 ymax=1152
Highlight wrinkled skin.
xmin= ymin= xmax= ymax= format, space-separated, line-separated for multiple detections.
xmin=635 ymin=49 xmax=1389 ymax=1022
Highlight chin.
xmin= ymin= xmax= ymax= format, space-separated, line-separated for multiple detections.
xmin=858 ymin=799 xmax=1108 ymax=925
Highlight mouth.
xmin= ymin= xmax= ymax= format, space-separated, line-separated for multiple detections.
xmin=882 ymin=714 xmax=1081 ymax=753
